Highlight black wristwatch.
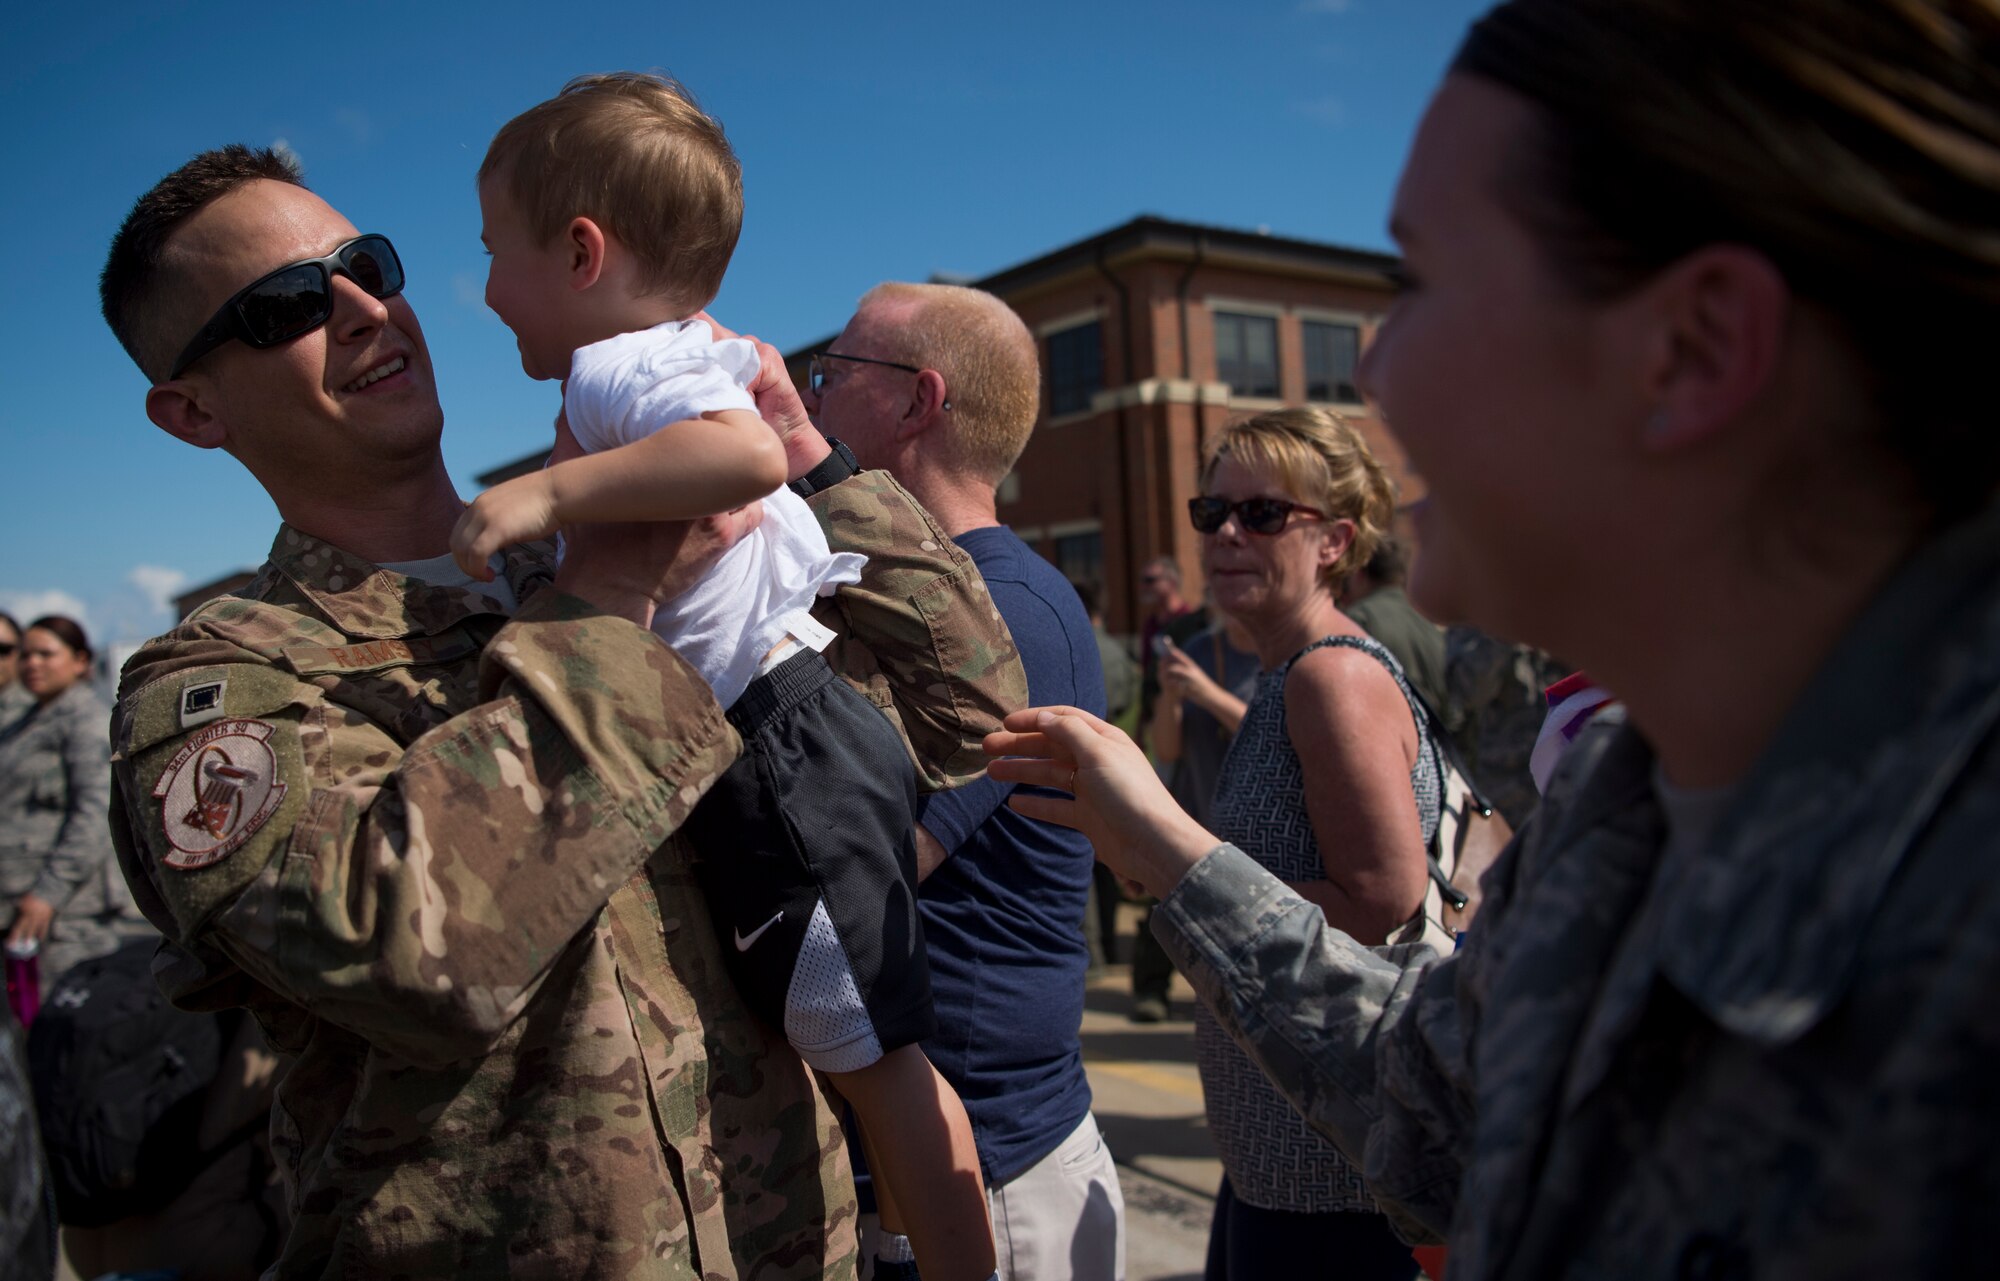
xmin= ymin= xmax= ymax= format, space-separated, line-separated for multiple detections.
xmin=787 ymin=436 xmax=862 ymax=498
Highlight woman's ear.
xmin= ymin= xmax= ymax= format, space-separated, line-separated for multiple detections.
xmin=1636 ymin=245 xmax=1788 ymax=452
xmin=1320 ymin=517 xmax=1357 ymax=572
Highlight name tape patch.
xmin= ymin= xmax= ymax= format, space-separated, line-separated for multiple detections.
xmin=152 ymin=718 xmax=289 ymax=871
xmin=280 ymin=630 xmax=479 ymax=677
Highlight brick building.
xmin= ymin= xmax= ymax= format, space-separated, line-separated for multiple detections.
xmin=786 ymin=215 xmax=1408 ymax=636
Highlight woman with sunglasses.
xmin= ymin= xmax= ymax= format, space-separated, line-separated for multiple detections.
xmin=0 ymin=616 xmax=140 ymax=993
xmin=988 ymin=1 xmax=2000 ymax=1274
xmin=1180 ymin=406 xmax=1438 ymax=1281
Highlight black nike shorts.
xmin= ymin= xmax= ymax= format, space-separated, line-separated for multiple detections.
xmin=682 ymin=649 xmax=936 ymax=1072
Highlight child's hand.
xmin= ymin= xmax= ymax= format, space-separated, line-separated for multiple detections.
xmin=452 ymin=473 xmax=559 ymax=580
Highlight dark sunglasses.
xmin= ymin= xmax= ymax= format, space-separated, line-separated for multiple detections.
xmin=0 ymin=644 xmax=14 ymax=657
xmin=808 ymin=350 xmax=921 ymax=395
xmin=169 ymin=234 xmax=405 ymax=380
xmin=1187 ymin=496 xmax=1326 ymax=536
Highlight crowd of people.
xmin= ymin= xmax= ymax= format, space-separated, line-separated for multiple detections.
xmin=6 ymin=1 xmax=1999 ymax=1278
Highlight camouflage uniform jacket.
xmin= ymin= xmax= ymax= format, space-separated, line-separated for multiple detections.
xmin=1441 ymin=628 xmax=1571 ymax=828
xmin=0 ymin=681 xmax=31 ymax=731
xmin=1156 ymin=501 xmax=2000 ymax=1279
xmin=109 ymin=469 xmax=1024 ymax=1280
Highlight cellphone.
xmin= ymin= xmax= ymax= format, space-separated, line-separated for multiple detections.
xmin=1151 ymin=635 xmax=1173 ymax=658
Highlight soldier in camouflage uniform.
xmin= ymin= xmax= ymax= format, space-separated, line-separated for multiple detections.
xmin=99 ymin=148 xmax=1024 ymax=1278
xmin=985 ymin=1 xmax=2000 ymax=1275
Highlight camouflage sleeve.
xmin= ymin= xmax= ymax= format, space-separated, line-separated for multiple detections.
xmin=806 ymin=468 xmax=1027 ymax=791
xmin=27 ymin=700 xmax=114 ymax=910
xmin=1154 ymin=843 xmax=1471 ymax=1243
xmin=109 ymin=590 xmax=737 ymax=1069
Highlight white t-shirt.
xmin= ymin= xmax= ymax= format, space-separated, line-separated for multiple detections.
xmin=564 ymin=319 xmax=864 ymax=708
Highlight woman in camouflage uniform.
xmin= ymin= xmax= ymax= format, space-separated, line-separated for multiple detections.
xmin=0 ymin=616 xmax=132 ymax=990
xmin=990 ymin=1 xmax=2000 ymax=1276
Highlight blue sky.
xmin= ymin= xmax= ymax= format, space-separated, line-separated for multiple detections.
xmin=0 ymin=0 xmax=1488 ymax=654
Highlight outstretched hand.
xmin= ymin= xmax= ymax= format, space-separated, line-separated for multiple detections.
xmin=985 ymin=706 xmax=1220 ymax=899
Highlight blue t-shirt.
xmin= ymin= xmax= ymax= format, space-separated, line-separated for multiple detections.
xmin=917 ymin=525 xmax=1106 ymax=1186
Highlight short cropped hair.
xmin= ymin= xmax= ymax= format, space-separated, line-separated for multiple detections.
xmin=1203 ymin=407 xmax=1397 ymax=591
xmin=481 ymin=73 xmax=742 ymax=315
xmin=101 ymin=144 xmax=306 ymax=383
xmin=858 ymin=282 xmax=1040 ymax=484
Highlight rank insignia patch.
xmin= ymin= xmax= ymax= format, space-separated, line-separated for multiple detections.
xmin=152 ymin=718 xmax=288 ymax=870
xmin=179 ymin=679 xmax=227 ymax=729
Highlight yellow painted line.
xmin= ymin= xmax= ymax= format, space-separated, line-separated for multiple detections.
xmin=1086 ymin=1058 xmax=1207 ymax=1101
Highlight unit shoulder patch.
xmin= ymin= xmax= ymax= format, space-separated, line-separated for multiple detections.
xmin=151 ymin=718 xmax=290 ymax=871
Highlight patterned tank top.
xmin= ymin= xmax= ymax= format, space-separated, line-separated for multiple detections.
xmin=1197 ymin=634 xmax=1443 ymax=1213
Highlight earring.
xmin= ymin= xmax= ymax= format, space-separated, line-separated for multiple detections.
xmin=941 ymin=399 xmax=953 ymax=411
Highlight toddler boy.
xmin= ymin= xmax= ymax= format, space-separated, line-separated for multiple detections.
xmin=455 ymin=73 xmax=993 ymax=1281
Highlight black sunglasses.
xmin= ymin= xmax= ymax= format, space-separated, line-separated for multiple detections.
xmin=168 ymin=234 xmax=406 ymax=380
xmin=1188 ymin=496 xmax=1326 ymax=536
xmin=808 ymin=350 xmax=921 ymax=395
xmin=0 ymin=644 xmax=14 ymax=657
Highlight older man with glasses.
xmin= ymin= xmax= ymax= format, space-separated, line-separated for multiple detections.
xmin=802 ymin=281 xmax=1127 ymax=1281
xmin=96 ymin=146 xmax=1022 ymax=1279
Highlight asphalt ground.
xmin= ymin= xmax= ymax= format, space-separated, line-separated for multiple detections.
xmin=1081 ymin=951 xmax=1216 ymax=1281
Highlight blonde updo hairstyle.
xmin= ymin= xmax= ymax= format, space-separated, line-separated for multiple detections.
xmin=1202 ymin=407 xmax=1397 ymax=593
xmin=1457 ymin=0 xmax=2000 ymax=526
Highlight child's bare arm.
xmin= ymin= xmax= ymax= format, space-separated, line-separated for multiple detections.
xmin=545 ymin=409 xmax=786 ymax=522
xmin=451 ymin=409 xmax=786 ymax=578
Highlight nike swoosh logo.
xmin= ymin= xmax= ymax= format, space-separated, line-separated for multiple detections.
xmin=734 ymin=911 xmax=784 ymax=952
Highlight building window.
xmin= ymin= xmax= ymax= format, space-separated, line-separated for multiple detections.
xmin=1047 ymin=321 xmax=1103 ymax=417
xmin=1050 ymin=529 xmax=1104 ymax=599
xmin=1304 ymin=320 xmax=1361 ymax=403
xmin=1214 ymin=312 xmax=1279 ymax=398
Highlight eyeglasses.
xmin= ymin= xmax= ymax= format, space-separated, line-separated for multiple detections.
xmin=808 ymin=350 xmax=922 ymax=396
xmin=1187 ymin=496 xmax=1327 ymax=536
xmin=168 ymin=234 xmax=406 ymax=380
xmin=0 ymin=644 xmax=14 ymax=657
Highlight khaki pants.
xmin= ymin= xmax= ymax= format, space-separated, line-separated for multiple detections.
xmin=988 ymin=1114 xmax=1126 ymax=1281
